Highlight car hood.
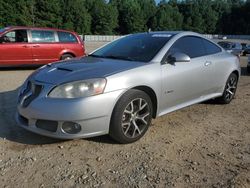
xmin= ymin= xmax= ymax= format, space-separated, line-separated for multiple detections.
xmin=32 ymin=56 xmax=145 ymax=85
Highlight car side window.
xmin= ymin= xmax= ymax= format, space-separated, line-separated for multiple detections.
xmin=168 ymin=36 xmax=206 ymax=58
xmin=58 ymin=31 xmax=77 ymax=43
xmin=202 ymin=39 xmax=221 ymax=55
xmin=31 ymin=30 xmax=56 ymax=43
xmin=1 ymin=30 xmax=28 ymax=43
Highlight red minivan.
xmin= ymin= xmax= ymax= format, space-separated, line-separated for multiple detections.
xmin=0 ymin=26 xmax=85 ymax=66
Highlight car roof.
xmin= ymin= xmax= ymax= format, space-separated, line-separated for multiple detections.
xmin=138 ymin=31 xmax=198 ymax=35
xmin=3 ymin=26 xmax=76 ymax=33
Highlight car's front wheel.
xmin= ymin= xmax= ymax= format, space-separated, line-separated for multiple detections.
xmin=217 ymin=73 xmax=238 ymax=104
xmin=109 ymin=89 xmax=153 ymax=144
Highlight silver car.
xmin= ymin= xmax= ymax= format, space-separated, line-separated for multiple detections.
xmin=16 ymin=31 xmax=240 ymax=143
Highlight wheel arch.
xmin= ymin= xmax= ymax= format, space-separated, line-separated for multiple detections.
xmin=132 ymin=86 xmax=158 ymax=118
xmin=232 ymin=70 xmax=240 ymax=79
xmin=59 ymin=51 xmax=76 ymax=60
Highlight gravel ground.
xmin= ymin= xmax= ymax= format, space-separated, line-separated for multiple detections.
xmin=0 ymin=42 xmax=250 ymax=188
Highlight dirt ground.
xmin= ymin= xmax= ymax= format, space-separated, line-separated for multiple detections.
xmin=0 ymin=42 xmax=250 ymax=188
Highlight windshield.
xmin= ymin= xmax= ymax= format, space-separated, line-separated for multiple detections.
xmin=90 ymin=33 xmax=174 ymax=62
xmin=218 ymin=42 xmax=232 ymax=50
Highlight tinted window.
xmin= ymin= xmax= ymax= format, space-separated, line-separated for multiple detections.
xmin=203 ymin=39 xmax=221 ymax=55
xmin=31 ymin=30 xmax=55 ymax=42
xmin=168 ymin=36 xmax=206 ymax=58
xmin=91 ymin=33 xmax=174 ymax=62
xmin=1 ymin=30 xmax=28 ymax=43
xmin=58 ymin=31 xmax=77 ymax=42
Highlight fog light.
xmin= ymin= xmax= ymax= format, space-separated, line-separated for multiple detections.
xmin=62 ymin=122 xmax=81 ymax=134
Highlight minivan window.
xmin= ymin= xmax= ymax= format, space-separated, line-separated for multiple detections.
xmin=168 ymin=36 xmax=206 ymax=58
xmin=31 ymin=30 xmax=55 ymax=42
xmin=58 ymin=31 xmax=77 ymax=43
xmin=203 ymin=39 xmax=221 ymax=55
xmin=1 ymin=30 xmax=28 ymax=43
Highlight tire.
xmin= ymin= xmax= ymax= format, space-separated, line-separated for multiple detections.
xmin=109 ymin=89 xmax=153 ymax=144
xmin=61 ymin=54 xmax=74 ymax=60
xmin=216 ymin=73 xmax=238 ymax=104
xmin=243 ymin=52 xmax=246 ymax=56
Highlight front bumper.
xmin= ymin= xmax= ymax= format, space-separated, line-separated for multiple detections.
xmin=16 ymin=87 xmax=126 ymax=139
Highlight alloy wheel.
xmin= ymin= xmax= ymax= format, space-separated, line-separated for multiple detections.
xmin=225 ymin=75 xmax=237 ymax=101
xmin=121 ymin=98 xmax=150 ymax=138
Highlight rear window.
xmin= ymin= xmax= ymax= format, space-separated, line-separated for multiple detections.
xmin=203 ymin=39 xmax=221 ymax=55
xmin=58 ymin=31 xmax=77 ymax=43
xmin=31 ymin=30 xmax=56 ymax=42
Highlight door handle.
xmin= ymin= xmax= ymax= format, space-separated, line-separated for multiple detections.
xmin=204 ymin=61 xmax=212 ymax=66
xmin=32 ymin=44 xmax=40 ymax=48
xmin=22 ymin=45 xmax=29 ymax=48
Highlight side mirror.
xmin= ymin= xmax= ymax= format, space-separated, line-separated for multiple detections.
xmin=166 ymin=52 xmax=191 ymax=64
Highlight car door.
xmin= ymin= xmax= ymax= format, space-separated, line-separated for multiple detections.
xmin=30 ymin=29 xmax=62 ymax=64
xmin=202 ymin=38 xmax=224 ymax=93
xmin=0 ymin=29 xmax=33 ymax=65
xmin=160 ymin=36 xmax=216 ymax=110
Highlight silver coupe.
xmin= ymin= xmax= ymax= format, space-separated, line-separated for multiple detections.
xmin=16 ymin=31 xmax=240 ymax=143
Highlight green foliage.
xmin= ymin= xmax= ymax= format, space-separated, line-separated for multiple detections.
xmin=87 ymin=0 xmax=118 ymax=34
xmin=153 ymin=2 xmax=183 ymax=31
xmin=0 ymin=0 xmax=249 ymax=34
xmin=61 ymin=0 xmax=91 ymax=34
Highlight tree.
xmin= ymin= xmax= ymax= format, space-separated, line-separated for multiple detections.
xmin=87 ymin=0 xmax=118 ymax=34
xmin=34 ymin=0 xmax=62 ymax=28
xmin=113 ymin=0 xmax=145 ymax=34
xmin=0 ymin=0 xmax=250 ymax=35
xmin=178 ymin=0 xmax=205 ymax=33
xmin=152 ymin=2 xmax=183 ymax=31
xmin=61 ymin=0 xmax=91 ymax=34
xmin=0 ymin=0 xmax=19 ymax=27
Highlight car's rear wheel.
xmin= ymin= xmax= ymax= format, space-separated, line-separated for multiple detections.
xmin=61 ymin=54 xmax=74 ymax=60
xmin=217 ymin=73 xmax=238 ymax=104
xmin=109 ymin=89 xmax=153 ymax=144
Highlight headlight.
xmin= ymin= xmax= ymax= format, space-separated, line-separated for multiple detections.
xmin=48 ymin=78 xmax=106 ymax=98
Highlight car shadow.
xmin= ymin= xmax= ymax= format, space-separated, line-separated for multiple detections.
xmin=241 ymin=66 xmax=249 ymax=76
xmin=86 ymin=135 xmax=117 ymax=144
xmin=0 ymin=88 xmax=62 ymax=145
xmin=0 ymin=88 xmax=116 ymax=145
xmin=0 ymin=65 xmax=41 ymax=71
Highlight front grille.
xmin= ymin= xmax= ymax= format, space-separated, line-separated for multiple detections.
xmin=19 ymin=81 xmax=43 ymax=108
xmin=36 ymin=120 xmax=58 ymax=132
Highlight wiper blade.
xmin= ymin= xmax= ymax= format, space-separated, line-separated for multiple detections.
xmin=88 ymin=54 xmax=135 ymax=61
xmin=103 ymin=55 xmax=134 ymax=61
